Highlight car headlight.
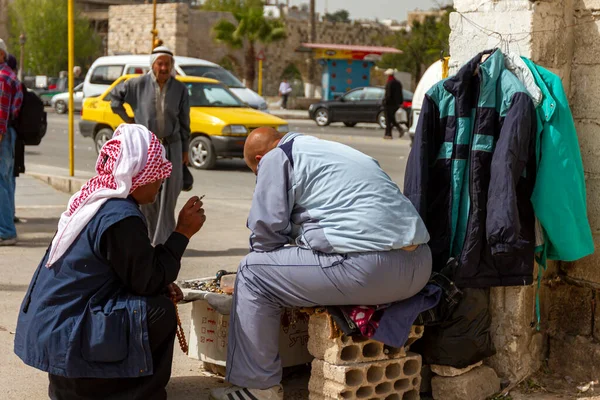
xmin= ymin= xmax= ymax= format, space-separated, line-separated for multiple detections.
xmin=222 ymin=125 xmax=248 ymax=135
xmin=308 ymin=104 xmax=315 ymax=111
xmin=277 ymin=125 xmax=289 ymax=133
xmin=259 ymin=102 xmax=268 ymax=111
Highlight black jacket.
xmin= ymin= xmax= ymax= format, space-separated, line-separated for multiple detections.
xmin=383 ymin=78 xmax=403 ymax=108
xmin=404 ymin=49 xmax=537 ymax=288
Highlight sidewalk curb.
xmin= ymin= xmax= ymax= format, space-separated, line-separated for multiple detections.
xmin=270 ymin=111 xmax=310 ymax=120
xmin=27 ymin=172 xmax=87 ymax=195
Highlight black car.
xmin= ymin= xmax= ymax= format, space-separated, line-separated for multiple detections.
xmin=308 ymin=86 xmax=413 ymax=128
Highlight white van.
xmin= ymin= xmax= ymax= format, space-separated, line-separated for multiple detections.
xmin=409 ymin=59 xmax=446 ymax=143
xmin=83 ymin=55 xmax=268 ymax=111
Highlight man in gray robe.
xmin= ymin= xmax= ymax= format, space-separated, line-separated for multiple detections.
xmin=111 ymin=46 xmax=190 ymax=245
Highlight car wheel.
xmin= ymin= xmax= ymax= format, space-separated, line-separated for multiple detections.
xmin=377 ymin=111 xmax=387 ymax=129
xmin=343 ymin=122 xmax=357 ymax=127
xmin=189 ymin=136 xmax=217 ymax=170
xmin=94 ymin=128 xmax=114 ymax=154
xmin=314 ymin=108 xmax=330 ymax=126
xmin=55 ymin=100 xmax=67 ymax=114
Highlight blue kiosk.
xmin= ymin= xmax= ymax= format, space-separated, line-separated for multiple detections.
xmin=297 ymin=43 xmax=402 ymax=100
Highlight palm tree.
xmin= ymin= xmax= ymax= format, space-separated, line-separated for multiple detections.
xmin=213 ymin=5 xmax=286 ymax=90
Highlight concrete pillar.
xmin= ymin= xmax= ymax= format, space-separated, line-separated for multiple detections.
xmin=448 ymin=0 xmax=600 ymax=385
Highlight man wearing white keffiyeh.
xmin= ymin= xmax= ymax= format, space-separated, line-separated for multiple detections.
xmin=14 ymin=124 xmax=206 ymax=400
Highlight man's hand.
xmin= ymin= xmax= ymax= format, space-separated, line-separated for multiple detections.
xmin=175 ymin=196 xmax=206 ymax=239
xmin=0 ymin=134 xmax=3 ymax=144
xmin=168 ymin=283 xmax=184 ymax=303
xmin=182 ymin=151 xmax=189 ymax=166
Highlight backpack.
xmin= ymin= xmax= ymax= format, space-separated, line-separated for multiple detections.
xmin=15 ymin=86 xmax=47 ymax=146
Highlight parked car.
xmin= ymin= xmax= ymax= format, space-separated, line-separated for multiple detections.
xmin=50 ymin=83 xmax=84 ymax=114
xmin=308 ymin=87 xmax=413 ymax=129
xmin=83 ymin=55 xmax=269 ymax=111
xmin=33 ymin=77 xmax=84 ymax=106
xmin=79 ymin=75 xmax=289 ymax=169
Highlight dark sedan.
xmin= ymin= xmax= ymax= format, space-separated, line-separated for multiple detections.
xmin=308 ymin=86 xmax=413 ymax=128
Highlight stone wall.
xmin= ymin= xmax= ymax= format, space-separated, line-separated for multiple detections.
xmin=108 ymin=3 xmax=391 ymax=96
xmin=450 ymin=0 xmax=600 ymax=385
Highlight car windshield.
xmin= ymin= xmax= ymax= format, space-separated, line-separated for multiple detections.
xmin=179 ymin=65 xmax=245 ymax=88
xmin=185 ymin=82 xmax=245 ymax=107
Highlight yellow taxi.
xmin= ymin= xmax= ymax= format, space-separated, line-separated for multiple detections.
xmin=79 ymin=74 xmax=289 ymax=169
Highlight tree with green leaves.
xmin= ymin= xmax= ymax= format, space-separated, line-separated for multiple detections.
xmin=8 ymin=0 xmax=102 ymax=76
xmin=379 ymin=8 xmax=451 ymax=87
xmin=210 ymin=0 xmax=286 ymax=89
xmin=324 ymin=9 xmax=351 ymax=23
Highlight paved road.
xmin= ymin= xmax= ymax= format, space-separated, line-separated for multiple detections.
xmin=29 ymin=113 xmax=412 ymax=187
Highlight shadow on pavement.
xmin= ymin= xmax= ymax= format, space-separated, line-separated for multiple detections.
xmin=16 ymin=217 xmax=59 ymax=248
xmin=166 ymin=375 xmax=225 ymax=399
xmin=183 ymin=248 xmax=249 ymax=258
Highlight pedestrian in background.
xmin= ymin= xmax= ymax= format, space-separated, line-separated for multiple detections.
xmin=0 ymin=39 xmax=23 ymax=246
xmin=383 ymin=68 xmax=404 ymax=140
xmin=111 ymin=46 xmax=190 ymax=245
xmin=278 ymin=78 xmax=292 ymax=109
xmin=6 ymin=54 xmax=25 ymax=224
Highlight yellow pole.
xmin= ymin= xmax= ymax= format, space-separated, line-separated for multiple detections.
xmin=68 ymin=0 xmax=74 ymax=177
xmin=258 ymin=59 xmax=263 ymax=96
xmin=151 ymin=0 xmax=157 ymax=52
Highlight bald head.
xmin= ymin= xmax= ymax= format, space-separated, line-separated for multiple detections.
xmin=244 ymin=127 xmax=284 ymax=174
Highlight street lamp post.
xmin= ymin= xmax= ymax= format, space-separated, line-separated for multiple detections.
xmin=18 ymin=33 xmax=25 ymax=81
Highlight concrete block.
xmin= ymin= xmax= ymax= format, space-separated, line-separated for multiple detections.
xmin=454 ymin=0 xmax=533 ymax=13
xmin=309 ymin=354 xmax=422 ymax=400
xmin=571 ymin=65 xmax=600 ymax=120
xmin=308 ymin=314 xmax=424 ymax=365
xmin=575 ymin=120 xmax=600 ymax=176
xmin=573 ymin=15 xmax=600 ymax=65
xmin=548 ymin=335 xmax=600 ymax=382
xmin=584 ymin=178 xmax=600 ymax=236
xmin=431 ymin=361 xmax=483 ymax=377
xmin=595 ymin=291 xmax=600 ymax=342
xmin=431 ymin=366 xmax=500 ymax=400
xmin=547 ymin=282 xmax=594 ymax=337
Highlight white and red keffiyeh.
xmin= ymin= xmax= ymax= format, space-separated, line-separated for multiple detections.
xmin=46 ymin=124 xmax=172 ymax=267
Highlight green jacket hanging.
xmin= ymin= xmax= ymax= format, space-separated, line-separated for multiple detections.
xmin=522 ymin=57 xmax=594 ymax=261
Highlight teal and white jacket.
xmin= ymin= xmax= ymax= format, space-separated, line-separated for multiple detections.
xmin=247 ymin=132 xmax=430 ymax=253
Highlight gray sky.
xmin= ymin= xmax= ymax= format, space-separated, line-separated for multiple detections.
xmin=288 ymin=0 xmax=443 ymax=21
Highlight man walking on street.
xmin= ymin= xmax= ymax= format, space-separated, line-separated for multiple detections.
xmin=0 ymin=39 xmax=23 ymax=246
xmin=111 ymin=46 xmax=190 ymax=245
xmin=383 ymin=68 xmax=404 ymax=140
xmin=278 ymin=78 xmax=292 ymax=109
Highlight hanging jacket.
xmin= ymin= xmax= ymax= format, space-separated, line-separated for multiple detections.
xmin=404 ymin=49 xmax=538 ymax=288
xmin=519 ymin=57 xmax=594 ymax=262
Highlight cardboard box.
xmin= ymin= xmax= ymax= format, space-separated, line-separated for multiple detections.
xmin=188 ymin=299 xmax=313 ymax=368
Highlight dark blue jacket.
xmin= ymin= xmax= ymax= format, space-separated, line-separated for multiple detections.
xmin=14 ymin=199 xmax=155 ymax=378
xmin=405 ymin=49 xmax=537 ymax=288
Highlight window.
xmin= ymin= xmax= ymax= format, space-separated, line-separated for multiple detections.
xmin=89 ymin=65 xmax=124 ymax=85
xmin=364 ymin=87 xmax=384 ymax=100
xmin=186 ymin=82 xmax=244 ymax=107
xmin=125 ymin=66 xmax=150 ymax=75
xmin=180 ymin=65 xmax=245 ymax=88
xmin=343 ymin=89 xmax=364 ymax=101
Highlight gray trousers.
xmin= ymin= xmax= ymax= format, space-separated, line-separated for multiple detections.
xmin=225 ymin=245 xmax=432 ymax=389
xmin=142 ymin=140 xmax=183 ymax=246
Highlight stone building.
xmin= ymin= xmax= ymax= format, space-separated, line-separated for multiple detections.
xmin=447 ymin=0 xmax=600 ymax=389
xmin=107 ymin=3 xmax=392 ymax=96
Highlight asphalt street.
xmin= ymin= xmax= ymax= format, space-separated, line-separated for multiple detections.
xmin=30 ymin=113 xmax=412 ymax=187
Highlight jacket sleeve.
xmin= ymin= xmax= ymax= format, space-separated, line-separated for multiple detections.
xmin=247 ymin=148 xmax=295 ymax=252
xmin=179 ymin=85 xmax=191 ymax=151
xmin=403 ymin=94 xmax=441 ymax=223
xmin=100 ymin=216 xmax=189 ymax=296
xmin=383 ymin=81 xmax=392 ymax=105
xmin=486 ymin=92 xmax=536 ymax=254
xmin=110 ymin=79 xmax=134 ymax=123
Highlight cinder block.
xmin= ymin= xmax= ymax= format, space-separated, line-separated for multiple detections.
xmin=309 ymin=353 xmax=422 ymax=400
xmin=431 ymin=366 xmax=500 ymax=400
xmin=308 ymin=313 xmax=424 ymax=365
xmin=430 ymin=361 xmax=483 ymax=377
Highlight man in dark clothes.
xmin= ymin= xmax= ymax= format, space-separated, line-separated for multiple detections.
xmin=14 ymin=125 xmax=206 ymax=400
xmin=383 ymin=68 xmax=405 ymax=140
xmin=6 ymin=54 xmax=25 ymax=223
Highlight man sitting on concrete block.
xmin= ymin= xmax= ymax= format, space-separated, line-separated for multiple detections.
xmin=210 ymin=128 xmax=432 ymax=400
